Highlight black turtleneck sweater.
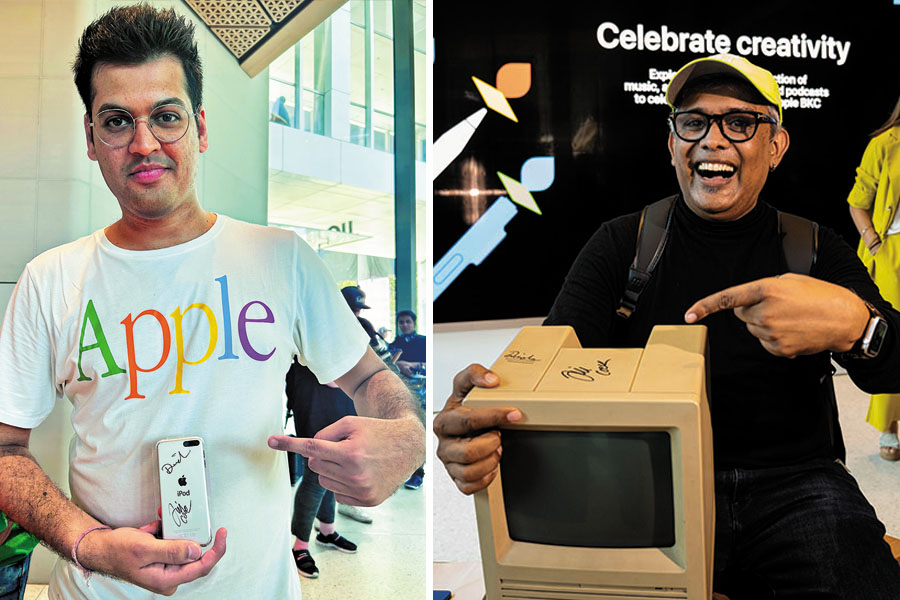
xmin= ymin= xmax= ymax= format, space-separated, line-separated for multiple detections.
xmin=544 ymin=196 xmax=900 ymax=470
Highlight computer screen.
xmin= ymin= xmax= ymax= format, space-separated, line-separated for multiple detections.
xmin=502 ymin=430 xmax=675 ymax=548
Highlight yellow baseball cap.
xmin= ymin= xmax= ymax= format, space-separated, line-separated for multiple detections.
xmin=666 ymin=53 xmax=782 ymax=122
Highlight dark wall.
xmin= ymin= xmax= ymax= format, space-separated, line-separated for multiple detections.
xmin=435 ymin=4 xmax=900 ymax=323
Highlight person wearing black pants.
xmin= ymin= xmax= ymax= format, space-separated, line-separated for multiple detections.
xmin=287 ymin=361 xmax=359 ymax=578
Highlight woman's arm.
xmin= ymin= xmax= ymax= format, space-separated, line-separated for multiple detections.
xmin=849 ymin=204 xmax=882 ymax=255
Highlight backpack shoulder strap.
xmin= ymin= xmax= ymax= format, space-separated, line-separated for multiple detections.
xmin=616 ymin=195 xmax=677 ymax=319
xmin=777 ymin=211 xmax=818 ymax=275
xmin=776 ymin=211 xmax=841 ymax=458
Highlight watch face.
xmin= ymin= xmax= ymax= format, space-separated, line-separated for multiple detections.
xmin=867 ymin=317 xmax=889 ymax=357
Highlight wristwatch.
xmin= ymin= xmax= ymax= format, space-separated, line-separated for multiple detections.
xmin=843 ymin=301 xmax=888 ymax=359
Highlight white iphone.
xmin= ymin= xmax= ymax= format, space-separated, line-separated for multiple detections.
xmin=156 ymin=436 xmax=212 ymax=546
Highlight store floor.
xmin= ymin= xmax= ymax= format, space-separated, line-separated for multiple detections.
xmin=24 ymin=471 xmax=426 ymax=600
xmin=297 ymin=480 xmax=426 ymax=599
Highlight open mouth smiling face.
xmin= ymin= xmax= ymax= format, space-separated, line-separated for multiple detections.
xmin=667 ymin=92 xmax=789 ymax=221
xmin=693 ymin=161 xmax=736 ymax=180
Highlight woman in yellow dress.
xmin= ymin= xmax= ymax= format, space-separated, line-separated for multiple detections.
xmin=847 ymin=95 xmax=900 ymax=460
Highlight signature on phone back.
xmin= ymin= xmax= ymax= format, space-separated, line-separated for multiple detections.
xmin=156 ymin=437 xmax=212 ymax=545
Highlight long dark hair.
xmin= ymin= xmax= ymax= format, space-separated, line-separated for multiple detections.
xmin=872 ymin=95 xmax=900 ymax=137
xmin=72 ymin=5 xmax=203 ymax=117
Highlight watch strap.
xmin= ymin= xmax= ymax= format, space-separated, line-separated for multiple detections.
xmin=844 ymin=301 xmax=887 ymax=359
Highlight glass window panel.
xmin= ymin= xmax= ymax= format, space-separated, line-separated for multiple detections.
xmin=299 ymin=21 xmax=329 ymax=94
xmin=350 ymin=0 xmax=365 ymax=25
xmin=301 ymin=34 xmax=315 ymax=91
xmin=414 ymin=50 xmax=424 ymax=125
xmin=416 ymin=123 xmax=425 ymax=162
xmin=413 ymin=1 xmax=425 ymax=51
xmin=373 ymin=129 xmax=386 ymax=152
xmin=314 ymin=93 xmax=324 ymax=134
xmin=373 ymin=35 xmax=394 ymax=115
xmin=350 ymin=103 xmax=367 ymax=146
xmin=350 ymin=124 xmax=367 ymax=146
xmin=302 ymin=90 xmax=325 ymax=135
xmin=373 ymin=0 xmax=392 ymax=38
xmin=350 ymin=25 xmax=366 ymax=106
xmin=269 ymin=80 xmax=296 ymax=127
xmin=373 ymin=110 xmax=394 ymax=153
xmin=270 ymin=46 xmax=295 ymax=84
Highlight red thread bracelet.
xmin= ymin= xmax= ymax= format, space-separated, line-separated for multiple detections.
xmin=72 ymin=525 xmax=110 ymax=580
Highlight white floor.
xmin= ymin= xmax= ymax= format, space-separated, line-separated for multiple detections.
xmin=834 ymin=372 xmax=900 ymax=537
xmin=433 ymin=371 xmax=900 ymax=562
xmin=297 ymin=483 xmax=426 ymax=600
xmin=24 ymin=472 xmax=426 ymax=600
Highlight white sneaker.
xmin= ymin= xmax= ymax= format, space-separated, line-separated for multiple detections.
xmin=337 ymin=503 xmax=373 ymax=524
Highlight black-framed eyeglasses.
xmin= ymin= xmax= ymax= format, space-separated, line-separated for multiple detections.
xmin=668 ymin=110 xmax=777 ymax=143
xmin=89 ymin=104 xmax=197 ymax=148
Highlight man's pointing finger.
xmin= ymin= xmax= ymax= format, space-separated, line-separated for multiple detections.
xmin=685 ymin=280 xmax=769 ymax=323
xmin=268 ymin=435 xmax=342 ymax=461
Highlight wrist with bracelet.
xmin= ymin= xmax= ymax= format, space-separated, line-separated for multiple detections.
xmin=72 ymin=524 xmax=111 ymax=580
xmin=861 ymin=226 xmax=881 ymax=250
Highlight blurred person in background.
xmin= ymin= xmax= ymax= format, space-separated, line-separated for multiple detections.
xmin=285 ymin=359 xmax=360 ymax=579
xmin=0 ymin=512 xmax=37 ymax=600
xmin=390 ymin=310 xmax=426 ymax=490
xmin=847 ymin=95 xmax=900 ymax=460
xmin=391 ymin=310 xmax=425 ymax=380
xmin=333 ymin=285 xmax=383 ymax=524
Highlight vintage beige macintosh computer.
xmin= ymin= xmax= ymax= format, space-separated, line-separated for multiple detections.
xmin=464 ymin=325 xmax=714 ymax=599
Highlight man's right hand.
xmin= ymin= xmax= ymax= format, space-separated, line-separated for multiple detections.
xmin=433 ymin=364 xmax=521 ymax=495
xmin=396 ymin=360 xmax=417 ymax=377
xmin=79 ymin=520 xmax=227 ymax=596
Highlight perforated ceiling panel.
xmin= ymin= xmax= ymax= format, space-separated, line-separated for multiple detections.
xmin=260 ymin=0 xmax=305 ymax=22
xmin=185 ymin=0 xmax=272 ymax=26
xmin=183 ymin=0 xmax=345 ymax=77
xmin=210 ymin=26 xmax=271 ymax=58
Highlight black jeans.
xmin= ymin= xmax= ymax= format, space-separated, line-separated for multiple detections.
xmin=0 ymin=553 xmax=31 ymax=600
xmin=290 ymin=456 xmax=335 ymax=543
xmin=713 ymin=458 xmax=900 ymax=599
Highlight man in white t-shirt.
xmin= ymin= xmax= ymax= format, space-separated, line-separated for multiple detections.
xmin=0 ymin=5 xmax=424 ymax=598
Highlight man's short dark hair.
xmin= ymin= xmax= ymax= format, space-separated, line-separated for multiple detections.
xmin=397 ymin=310 xmax=417 ymax=322
xmin=73 ymin=5 xmax=203 ymax=117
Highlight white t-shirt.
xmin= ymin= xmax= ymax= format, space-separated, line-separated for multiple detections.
xmin=0 ymin=215 xmax=368 ymax=599
xmin=887 ymin=204 xmax=900 ymax=236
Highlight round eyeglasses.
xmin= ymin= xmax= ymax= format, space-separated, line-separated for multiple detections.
xmin=89 ymin=104 xmax=197 ymax=148
xmin=668 ymin=110 xmax=777 ymax=143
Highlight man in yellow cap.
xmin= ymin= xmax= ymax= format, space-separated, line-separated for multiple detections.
xmin=435 ymin=54 xmax=900 ymax=598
